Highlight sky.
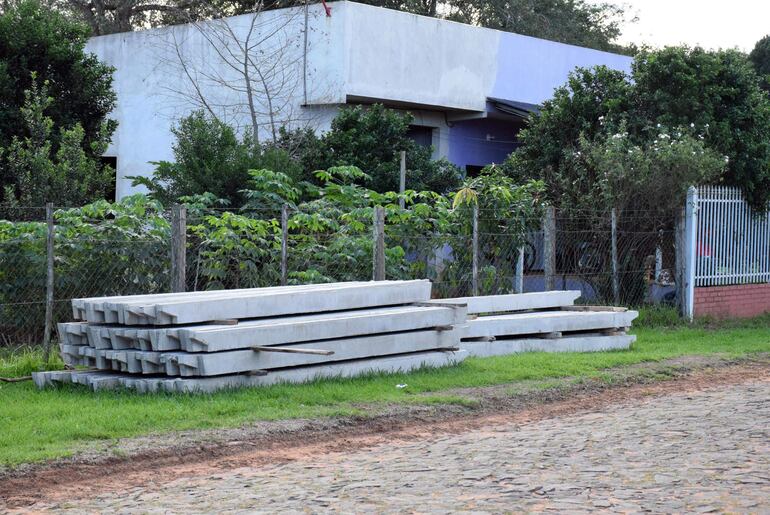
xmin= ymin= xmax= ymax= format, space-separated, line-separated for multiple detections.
xmin=587 ymin=0 xmax=770 ymax=52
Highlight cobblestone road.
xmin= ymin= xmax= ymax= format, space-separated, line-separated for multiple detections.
xmin=40 ymin=379 xmax=770 ymax=513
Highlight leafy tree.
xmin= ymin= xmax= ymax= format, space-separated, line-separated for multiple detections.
xmin=129 ymin=111 xmax=303 ymax=206
xmin=0 ymin=0 xmax=116 ymax=198
xmin=444 ymin=0 xmax=631 ymax=53
xmin=56 ymin=0 xmax=630 ymax=54
xmin=1 ymin=79 xmax=113 ymax=206
xmin=507 ymin=47 xmax=770 ymax=210
xmin=309 ymin=104 xmax=462 ymax=193
xmin=633 ymin=47 xmax=770 ymax=209
xmin=507 ymin=66 xmax=633 ymax=198
xmin=749 ymin=35 xmax=770 ymax=79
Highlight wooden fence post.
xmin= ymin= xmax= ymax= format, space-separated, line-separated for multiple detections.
xmin=543 ymin=206 xmax=556 ymax=291
xmin=372 ymin=206 xmax=385 ymax=281
xmin=42 ymin=203 xmax=54 ymax=363
xmin=281 ymin=204 xmax=289 ymax=286
xmin=611 ymin=208 xmax=620 ymax=305
xmin=170 ymin=204 xmax=187 ymax=293
xmin=399 ymin=150 xmax=406 ymax=210
xmin=471 ymin=204 xmax=479 ymax=296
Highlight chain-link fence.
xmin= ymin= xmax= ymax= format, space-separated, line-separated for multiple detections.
xmin=0 ymin=204 xmax=683 ymax=347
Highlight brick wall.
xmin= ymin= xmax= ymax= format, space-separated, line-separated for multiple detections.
xmin=694 ymin=284 xmax=770 ymax=319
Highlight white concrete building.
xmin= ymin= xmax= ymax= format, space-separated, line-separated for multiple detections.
xmin=86 ymin=1 xmax=632 ymax=199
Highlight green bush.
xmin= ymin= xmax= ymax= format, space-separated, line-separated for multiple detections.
xmin=129 ymin=111 xmax=303 ymax=207
xmin=0 ymin=169 xmax=544 ymax=345
xmin=306 ymin=104 xmax=463 ymax=193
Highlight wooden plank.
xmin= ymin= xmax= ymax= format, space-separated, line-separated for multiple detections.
xmin=252 ymin=346 xmax=334 ymax=356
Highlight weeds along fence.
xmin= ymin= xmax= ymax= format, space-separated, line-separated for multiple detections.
xmin=0 ymin=202 xmax=679 ymax=347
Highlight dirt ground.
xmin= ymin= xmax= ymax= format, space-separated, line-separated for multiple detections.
xmin=1 ymin=355 xmax=768 ymax=511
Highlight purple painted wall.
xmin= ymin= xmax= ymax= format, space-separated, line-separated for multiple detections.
xmin=491 ymin=32 xmax=633 ymax=104
xmin=447 ymin=118 xmax=522 ymax=171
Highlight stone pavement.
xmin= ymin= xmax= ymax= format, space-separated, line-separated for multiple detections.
xmin=37 ymin=379 xmax=770 ymax=513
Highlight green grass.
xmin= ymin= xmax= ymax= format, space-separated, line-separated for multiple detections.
xmin=1 ymin=311 xmax=768 ymax=467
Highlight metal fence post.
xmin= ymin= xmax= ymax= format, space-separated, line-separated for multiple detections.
xmin=543 ymin=206 xmax=556 ymax=291
xmin=471 ymin=204 xmax=479 ymax=296
xmin=611 ymin=208 xmax=620 ymax=305
xmin=281 ymin=204 xmax=289 ymax=286
xmin=372 ymin=206 xmax=385 ymax=281
xmin=170 ymin=204 xmax=187 ymax=293
xmin=42 ymin=203 xmax=55 ymax=363
xmin=514 ymin=246 xmax=524 ymax=294
xmin=399 ymin=150 xmax=406 ymax=210
xmin=683 ymin=186 xmax=698 ymax=321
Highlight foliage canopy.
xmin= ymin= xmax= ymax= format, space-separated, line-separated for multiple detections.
xmin=305 ymin=104 xmax=462 ymax=194
xmin=0 ymin=0 xmax=116 ymax=204
xmin=507 ymin=47 xmax=770 ymax=211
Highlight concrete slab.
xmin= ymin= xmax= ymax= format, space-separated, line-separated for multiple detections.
xmin=461 ymin=334 xmax=636 ymax=357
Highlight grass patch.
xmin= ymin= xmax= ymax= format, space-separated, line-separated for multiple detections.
xmin=0 ymin=347 xmax=64 ymax=378
xmin=0 ymin=320 xmax=768 ymax=467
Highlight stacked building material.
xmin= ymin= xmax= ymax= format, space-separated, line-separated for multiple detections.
xmin=34 ymin=280 xmax=468 ymax=393
xmin=427 ymin=291 xmax=638 ymax=357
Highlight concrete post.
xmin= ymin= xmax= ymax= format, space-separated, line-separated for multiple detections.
xmin=281 ymin=204 xmax=289 ymax=286
xmin=372 ymin=206 xmax=385 ymax=281
xmin=42 ymin=203 xmax=55 ymax=363
xmin=472 ymin=204 xmax=479 ymax=296
xmin=170 ymin=204 xmax=187 ymax=293
xmin=683 ymin=186 xmax=698 ymax=321
xmin=399 ymin=150 xmax=406 ymax=210
xmin=543 ymin=206 xmax=556 ymax=291
xmin=674 ymin=211 xmax=685 ymax=315
xmin=514 ymin=246 xmax=524 ymax=294
xmin=611 ymin=208 xmax=620 ymax=305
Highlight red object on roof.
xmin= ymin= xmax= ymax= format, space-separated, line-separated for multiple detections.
xmin=321 ymin=0 xmax=331 ymax=16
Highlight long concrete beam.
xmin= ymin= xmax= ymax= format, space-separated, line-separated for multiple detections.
xmin=88 ymin=283 xmax=357 ymax=324
xmin=165 ymin=329 xmax=460 ymax=376
xmin=71 ymin=281 xmax=368 ymax=320
xmin=78 ymin=280 xmax=432 ymax=325
xmin=428 ymin=291 xmax=581 ymax=314
xmin=461 ymin=334 xmax=635 ymax=357
xmin=79 ymin=328 xmax=460 ymax=376
xmin=179 ymin=305 xmax=466 ymax=352
xmin=32 ymin=350 xmax=467 ymax=393
xmin=60 ymin=305 xmax=465 ymax=353
xmin=461 ymin=310 xmax=638 ymax=339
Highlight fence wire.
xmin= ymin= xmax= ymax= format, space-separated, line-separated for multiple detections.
xmin=0 ymin=205 xmax=683 ymax=347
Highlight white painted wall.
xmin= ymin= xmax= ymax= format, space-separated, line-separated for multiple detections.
xmin=87 ymin=3 xmax=340 ymax=198
xmin=87 ymin=1 xmax=632 ymax=199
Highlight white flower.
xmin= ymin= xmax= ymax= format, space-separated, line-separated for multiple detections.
xmin=690 ymin=122 xmax=695 ymax=128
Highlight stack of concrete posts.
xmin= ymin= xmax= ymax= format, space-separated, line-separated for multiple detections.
xmin=33 ymin=281 xmax=468 ymax=393
xmin=428 ymin=291 xmax=638 ymax=357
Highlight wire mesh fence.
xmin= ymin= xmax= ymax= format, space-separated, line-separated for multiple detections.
xmin=0 ymin=204 xmax=684 ymax=347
